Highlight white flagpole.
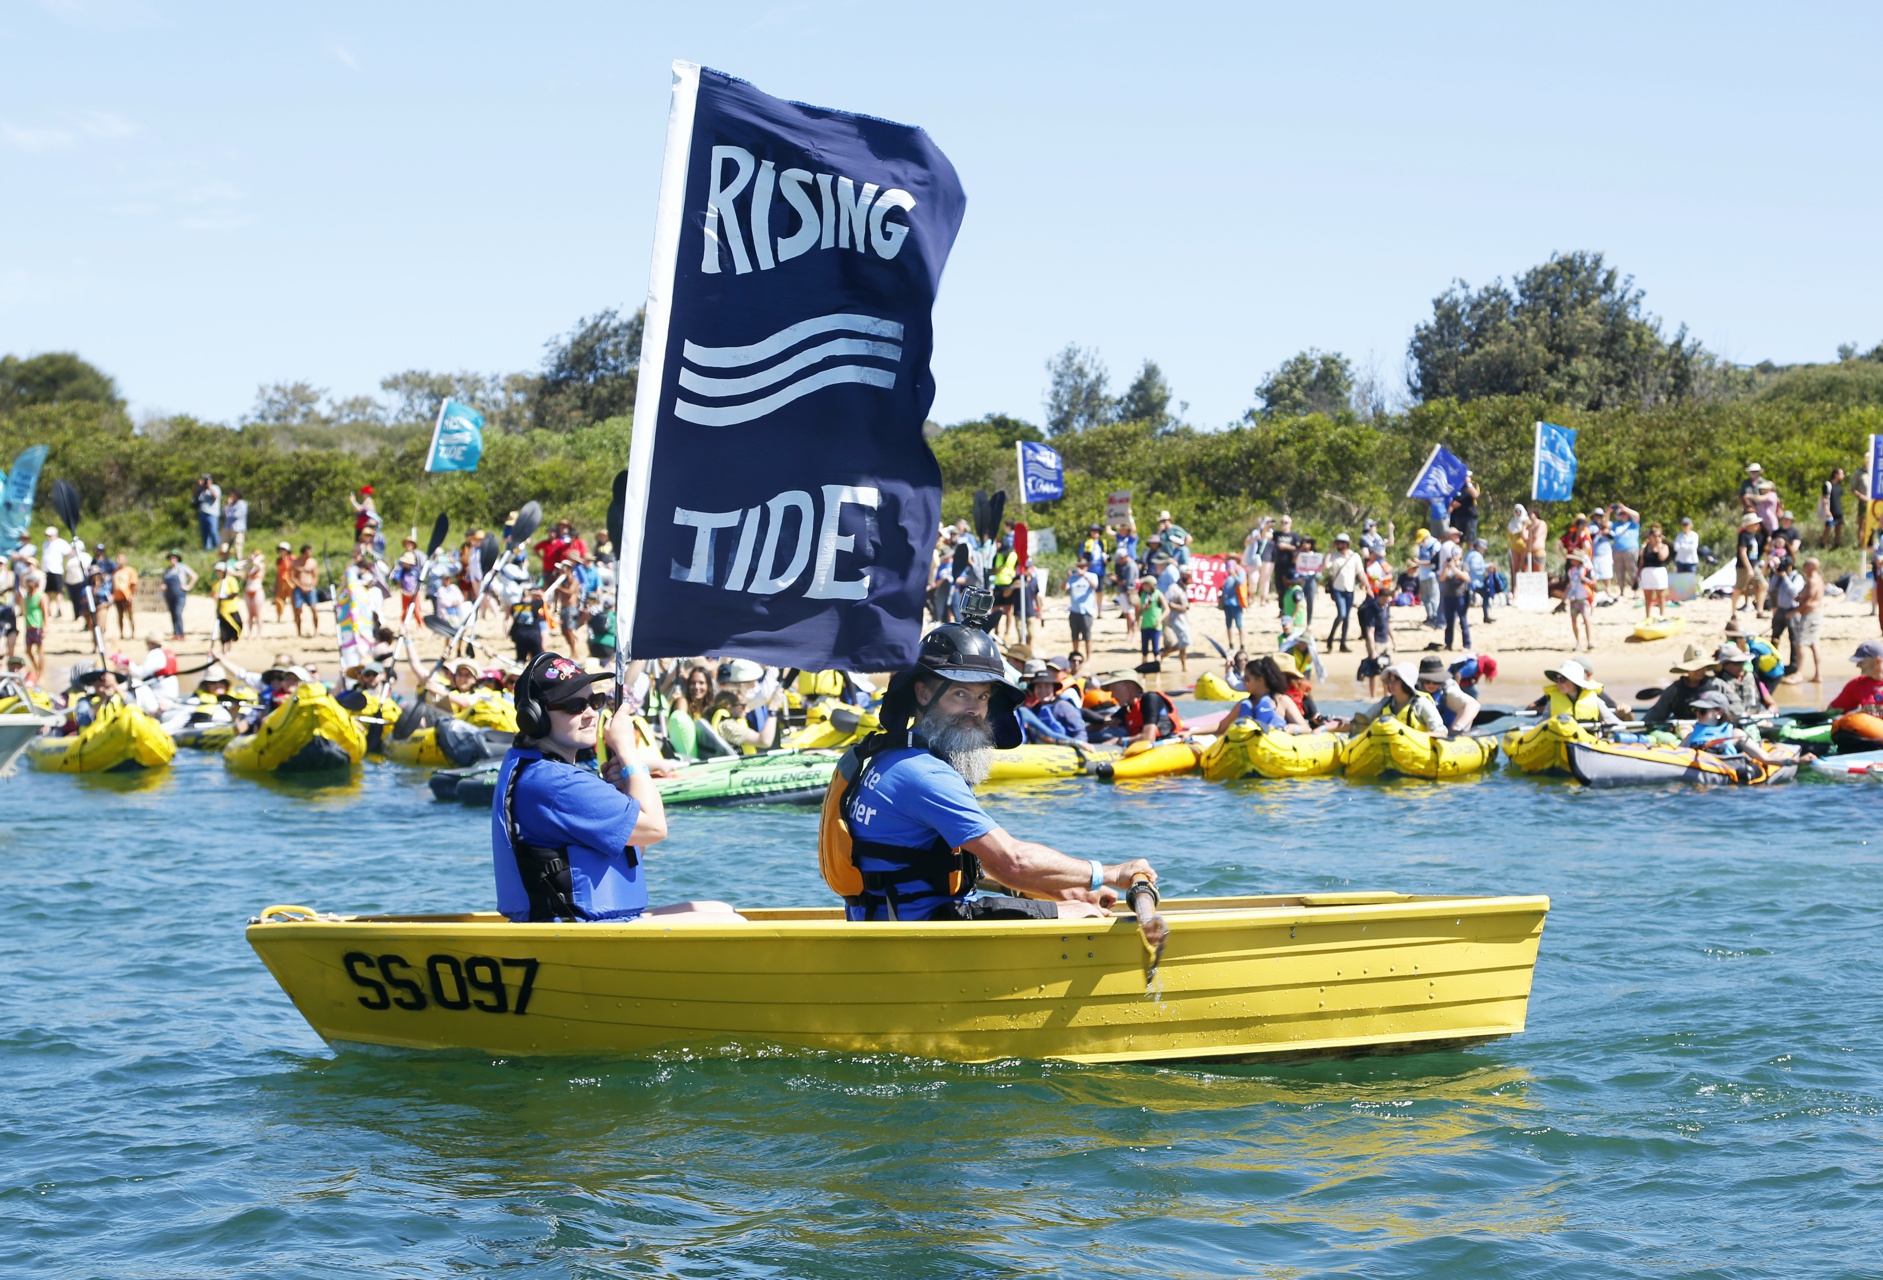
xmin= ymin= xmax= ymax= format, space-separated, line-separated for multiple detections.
xmin=1532 ymin=421 xmax=1544 ymax=502
xmin=614 ymin=60 xmax=701 ymax=690
xmin=1015 ymin=440 xmax=1029 ymax=645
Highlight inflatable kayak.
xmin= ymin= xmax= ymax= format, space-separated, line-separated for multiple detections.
xmin=0 ymin=688 xmax=56 ymax=716
xmin=1500 ymin=716 xmax=1597 ymax=774
xmin=1830 ymin=711 xmax=1883 ymax=755
xmin=1807 ymin=749 xmax=1883 ymax=780
xmin=163 ymin=703 xmax=239 ymax=751
xmin=456 ymin=695 xmax=519 ymax=735
xmin=1097 ymin=737 xmax=1204 ymax=781
xmin=28 ymin=699 xmax=175 ymax=773
xmin=657 ymin=751 xmax=839 ymax=807
xmin=1342 ymin=717 xmax=1499 ymax=780
xmin=335 ymin=689 xmax=403 ymax=756
xmin=430 ymin=763 xmax=500 ymax=804
xmin=1631 ymin=616 xmax=1686 ymax=642
xmin=224 ymin=684 xmax=367 ymax=775
xmin=1565 ymin=740 xmax=1799 ymax=787
xmin=780 ymin=703 xmax=877 ymax=751
xmin=985 ymin=742 xmax=1108 ymax=786
xmin=247 ymin=890 xmax=1552 ymax=1063
xmin=386 ymin=718 xmax=490 ymax=769
xmin=1769 ymin=718 xmax=1834 ymax=747
xmin=1199 ymin=721 xmax=1341 ymax=781
xmin=1192 ymin=671 xmax=1241 ymax=702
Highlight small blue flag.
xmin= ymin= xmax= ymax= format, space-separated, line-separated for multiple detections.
xmin=1016 ymin=440 xmax=1064 ymax=504
xmin=425 ymin=399 xmax=485 ymax=473
xmin=0 ymin=444 xmax=46 ymax=545
xmin=1407 ymin=444 xmax=1469 ymax=507
xmin=1533 ymin=421 xmax=1578 ymax=502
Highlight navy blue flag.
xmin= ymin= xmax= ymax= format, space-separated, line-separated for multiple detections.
xmin=1407 ymin=444 xmax=1469 ymax=507
xmin=617 ymin=63 xmax=966 ymax=669
xmin=1016 ymin=440 xmax=1064 ymax=504
xmin=1533 ymin=421 xmax=1578 ymax=502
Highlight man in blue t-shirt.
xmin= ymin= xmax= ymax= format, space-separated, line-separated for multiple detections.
xmin=840 ymin=620 xmax=1156 ymax=922
xmin=1065 ymin=554 xmax=1099 ymax=662
xmin=1609 ymin=502 xmax=1641 ymax=597
xmin=493 ymin=653 xmax=739 ymax=923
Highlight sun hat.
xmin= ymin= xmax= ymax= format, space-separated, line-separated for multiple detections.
xmin=1851 ymin=639 xmax=1883 ymax=663
xmin=43 ymin=526 xmax=55 ymax=537
xmin=445 ymin=656 xmax=480 ymax=677
xmin=1679 ymin=517 xmax=1694 ymax=525
xmin=717 ymin=657 xmax=765 ymax=684
xmin=1414 ymin=528 xmax=1429 ymax=541
xmin=1544 ymin=659 xmax=1598 ymax=690
xmin=1780 ymin=509 xmax=1795 ymax=520
xmin=277 ymin=541 xmax=291 ymax=550
xmin=1715 ymin=643 xmax=1752 ymax=664
xmin=1157 ymin=510 xmax=1172 ymax=522
xmin=1746 ymin=462 xmax=1763 ymax=472
xmin=1415 ymin=654 xmax=1450 ymax=684
xmin=202 ymin=663 xmax=230 ymax=683
xmin=1334 ymin=532 xmax=1351 ymax=543
xmin=1669 ymin=645 xmax=1715 ymax=674
xmin=1740 ymin=512 xmax=1762 ymax=527
xmin=1690 ymin=689 xmax=1733 ymax=712
xmin=1101 ymin=671 xmax=1145 ymax=694
xmin=1385 ymin=661 xmax=1420 ymax=691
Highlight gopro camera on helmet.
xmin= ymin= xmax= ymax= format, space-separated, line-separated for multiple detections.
xmin=959 ymin=587 xmax=994 ymax=630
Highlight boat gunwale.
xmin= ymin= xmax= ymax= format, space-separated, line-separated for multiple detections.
xmin=247 ymin=892 xmax=1551 ymax=940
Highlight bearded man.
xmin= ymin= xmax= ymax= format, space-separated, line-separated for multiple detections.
xmin=836 ymin=608 xmax=1156 ymax=922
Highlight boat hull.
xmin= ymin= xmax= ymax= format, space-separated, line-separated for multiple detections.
xmin=246 ymin=892 xmax=1549 ymax=1064
xmin=1566 ymin=740 xmax=1797 ymax=787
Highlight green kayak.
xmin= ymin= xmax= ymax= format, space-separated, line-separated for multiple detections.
xmin=429 ymin=751 xmax=838 ymax=809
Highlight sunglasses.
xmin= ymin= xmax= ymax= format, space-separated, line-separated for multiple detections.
xmin=545 ymin=692 xmax=608 ymax=715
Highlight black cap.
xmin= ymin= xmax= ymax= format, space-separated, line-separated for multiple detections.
xmin=517 ymin=653 xmax=612 ymax=707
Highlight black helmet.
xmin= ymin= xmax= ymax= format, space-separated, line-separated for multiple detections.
xmin=915 ymin=623 xmax=1024 ymax=719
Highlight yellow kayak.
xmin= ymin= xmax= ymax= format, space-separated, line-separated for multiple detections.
xmin=983 ymin=743 xmax=1101 ymax=785
xmin=224 ymin=684 xmax=367 ymax=775
xmin=1500 ymin=716 xmax=1597 ymax=774
xmin=1200 ymin=721 xmax=1342 ymax=781
xmin=456 ymin=695 xmax=518 ymax=735
xmin=0 ymin=689 xmax=56 ymax=716
xmin=1192 ymin=671 xmax=1240 ymax=702
xmin=1631 ymin=616 xmax=1686 ymax=642
xmin=1098 ymin=737 xmax=1204 ymax=781
xmin=246 ymin=890 xmax=1550 ymax=1064
xmin=28 ymin=699 xmax=175 ymax=773
xmin=1341 ymin=717 xmax=1499 ymax=780
xmin=780 ymin=703 xmax=878 ymax=750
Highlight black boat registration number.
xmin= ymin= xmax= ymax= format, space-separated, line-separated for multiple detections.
xmin=342 ymin=952 xmax=539 ymax=1015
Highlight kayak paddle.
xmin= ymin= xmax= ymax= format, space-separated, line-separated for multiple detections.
xmin=426 ymin=512 xmax=450 ymax=557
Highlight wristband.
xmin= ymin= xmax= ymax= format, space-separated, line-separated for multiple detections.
xmin=1088 ymin=859 xmax=1106 ymax=892
xmin=620 ymin=762 xmax=648 ymax=778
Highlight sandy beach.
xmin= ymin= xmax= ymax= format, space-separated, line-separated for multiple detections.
xmin=1010 ymin=586 xmax=1878 ymax=711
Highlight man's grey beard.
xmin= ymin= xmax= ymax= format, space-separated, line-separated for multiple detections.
xmin=919 ymin=704 xmax=996 ymax=786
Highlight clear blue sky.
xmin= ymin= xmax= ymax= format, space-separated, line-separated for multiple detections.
xmin=4 ymin=1 xmax=1878 ymax=429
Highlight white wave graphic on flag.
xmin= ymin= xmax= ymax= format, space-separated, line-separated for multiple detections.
xmin=674 ymin=312 xmax=903 ymax=426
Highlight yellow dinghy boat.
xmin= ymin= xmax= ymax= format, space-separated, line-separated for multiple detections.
xmin=1500 ymin=715 xmax=1597 ymax=774
xmin=1200 ymin=721 xmax=1342 ymax=781
xmin=1341 ymin=717 xmax=1499 ymax=780
xmin=1630 ymin=616 xmax=1686 ymax=643
xmin=247 ymin=890 xmax=1549 ymax=1064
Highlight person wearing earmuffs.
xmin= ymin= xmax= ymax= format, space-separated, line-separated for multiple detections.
xmin=491 ymin=652 xmax=742 ymax=924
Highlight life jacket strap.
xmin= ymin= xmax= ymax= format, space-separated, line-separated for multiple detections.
xmin=502 ymin=756 xmax=594 ymax=923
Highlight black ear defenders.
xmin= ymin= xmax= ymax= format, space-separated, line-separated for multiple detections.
xmin=514 ymin=652 xmax=556 ymax=739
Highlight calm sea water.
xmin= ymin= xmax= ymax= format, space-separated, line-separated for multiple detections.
xmin=2 ymin=739 xmax=1879 ymax=1279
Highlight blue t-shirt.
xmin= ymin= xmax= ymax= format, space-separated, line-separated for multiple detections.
xmin=491 ymin=748 xmax=645 ymax=921
xmin=848 ymin=746 xmax=995 ymax=851
xmin=1066 ymin=570 xmax=1098 ymax=616
xmin=1234 ymin=694 xmax=1288 ymax=730
xmin=1612 ymin=519 xmax=1640 ymax=553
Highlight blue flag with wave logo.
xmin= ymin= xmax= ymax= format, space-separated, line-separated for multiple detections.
xmin=1533 ymin=421 xmax=1578 ymax=503
xmin=425 ymin=399 xmax=484 ymax=473
xmin=616 ymin=63 xmax=966 ymax=669
xmin=0 ymin=445 xmax=47 ymax=546
xmin=1017 ymin=440 xmax=1064 ymax=504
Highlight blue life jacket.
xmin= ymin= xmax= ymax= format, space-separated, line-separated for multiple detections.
xmin=1685 ymin=722 xmax=1739 ymax=756
xmin=843 ymin=745 xmax=980 ymax=922
xmin=492 ymin=749 xmax=645 ymax=922
xmin=1234 ymin=695 xmax=1287 ymax=731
